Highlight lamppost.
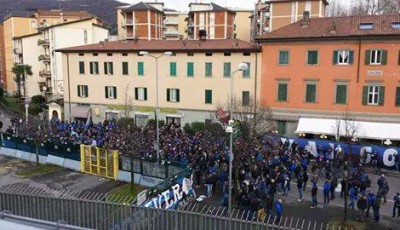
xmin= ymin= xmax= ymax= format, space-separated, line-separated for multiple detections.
xmin=138 ymin=51 xmax=173 ymax=162
xmin=227 ymin=63 xmax=248 ymax=216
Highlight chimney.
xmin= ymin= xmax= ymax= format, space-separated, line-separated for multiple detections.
xmin=330 ymin=21 xmax=337 ymax=34
xmin=301 ymin=11 xmax=310 ymax=28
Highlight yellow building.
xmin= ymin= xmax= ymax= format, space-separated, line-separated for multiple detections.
xmin=3 ymin=10 xmax=96 ymax=93
xmin=232 ymin=9 xmax=252 ymax=43
xmin=58 ymin=39 xmax=261 ymax=125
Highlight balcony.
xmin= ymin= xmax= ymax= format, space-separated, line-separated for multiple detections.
xmin=39 ymin=70 xmax=51 ymax=78
xmin=164 ymin=20 xmax=179 ymax=25
xmin=37 ymin=39 xmax=50 ymax=47
xmin=13 ymin=48 xmax=22 ymax=54
xmin=164 ymin=30 xmax=179 ymax=37
xmin=38 ymin=54 xmax=50 ymax=63
xmin=39 ymin=82 xmax=52 ymax=93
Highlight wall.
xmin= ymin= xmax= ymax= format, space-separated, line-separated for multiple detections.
xmin=234 ymin=11 xmax=252 ymax=42
xmin=21 ymin=33 xmax=43 ymax=97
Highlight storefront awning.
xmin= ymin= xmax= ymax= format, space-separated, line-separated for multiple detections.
xmin=295 ymin=117 xmax=400 ymax=141
xmin=71 ymin=106 xmax=91 ymax=119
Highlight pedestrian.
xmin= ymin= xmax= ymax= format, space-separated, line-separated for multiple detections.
xmin=340 ymin=178 xmax=346 ymax=198
xmin=357 ymin=195 xmax=367 ymax=222
xmin=297 ymin=174 xmax=303 ymax=202
xmin=265 ymin=195 xmax=274 ymax=216
xmin=366 ymin=190 xmax=376 ymax=217
xmin=311 ymin=183 xmax=318 ymax=208
xmin=303 ymin=171 xmax=308 ymax=191
xmin=323 ymin=180 xmax=331 ymax=206
xmin=393 ymin=193 xmax=400 ymax=218
xmin=349 ymin=185 xmax=356 ymax=209
xmin=377 ymin=174 xmax=389 ymax=204
xmin=394 ymin=152 xmax=400 ymax=171
xmin=275 ymin=199 xmax=283 ymax=224
xmin=205 ymin=174 xmax=213 ymax=197
xmin=330 ymin=176 xmax=337 ymax=200
xmin=372 ymin=195 xmax=382 ymax=222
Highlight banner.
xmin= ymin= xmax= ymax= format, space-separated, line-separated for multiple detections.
xmin=280 ymin=137 xmax=398 ymax=167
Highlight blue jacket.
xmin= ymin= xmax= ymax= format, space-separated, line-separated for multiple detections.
xmin=323 ymin=182 xmax=331 ymax=193
xmin=367 ymin=193 xmax=376 ymax=205
xmin=275 ymin=202 xmax=282 ymax=216
xmin=349 ymin=187 xmax=356 ymax=199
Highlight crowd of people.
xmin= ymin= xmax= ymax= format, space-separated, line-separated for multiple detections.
xmin=3 ymin=116 xmax=399 ymax=223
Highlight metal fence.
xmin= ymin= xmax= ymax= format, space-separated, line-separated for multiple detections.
xmin=0 ymin=184 xmax=339 ymax=230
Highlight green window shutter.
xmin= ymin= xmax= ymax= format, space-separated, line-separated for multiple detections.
xmin=167 ymin=89 xmax=170 ymax=102
xmin=95 ymin=62 xmax=99 ymax=74
xmin=90 ymin=62 xmax=93 ymax=74
xmin=279 ymin=51 xmax=289 ymax=64
xmin=306 ymin=84 xmax=316 ymax=103
xmin=243 ymin=63 xmax=250 ymax=77
xmin=223 ymin=63 xmax=231 ymax=77
xmin=138 ymin=62 xmax=144 ymax=76
xmin=144 ymin=88 xmax=148 ymax=100
xmin=365 ymin=50 xmax=371 ymax=65
xmin=308 ymin=51 xmax=318 ymax=64
xmin=114 ymin=87 xmax=117 ymax=99
xmin=277 ymin=83 xmax=288 ymax=101
xmin=378 ymin=86 xmax=385 ymax=106
xmin=170 ymin=62 xmax=177 ymax=76
xmin=85 ymin=86 xmax=88 ymax=97
xmin=176 ymin=89 xmax=180 ymax=102
xmin=135 ymin=88 xmax=138 ymax=100
xmin=335 ymin=85 xmax=347 ymax=104
xmin=105 ymin=87 xmax=108 ymax=98
xmin=187 ymin=62 xmax=194 ymax=77
xmin=333 ymin=51 xmax=338 ymax=65
xmin=79 ymin=62 xmax=85 ymax=74
xmin=110 ymin=63 xmax=114 ymax=74
xmin=396 ymin=87 xmax=400 ymax=106
xmin=381 ymin=50 xmax=387 ymax=65
xmin=205 ymin=90 xmax=212 ymax=104
xmin=77 ymin=85 xmax=81 ymax=97
xmin=104 ymin=62 xmax=107 ymax=74
xmin=205 ymin=63 xmax=212 ymax=77
xmin=349 ymin=51 xmax=354 ymax=64
xmin=362 ymin=86 xmax=368 ymax=105
xmin=122 ymin=62 xmax=128 ymax=75
xmin=277 ymin=121 xmax=286 ymax=135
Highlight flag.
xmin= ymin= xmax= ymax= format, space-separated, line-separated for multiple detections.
xmin=215 ymin=107 xmax=230 ymax=125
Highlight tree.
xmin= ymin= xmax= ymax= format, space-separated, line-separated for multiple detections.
xmin=11 ymin=64 xmax=33 ymax=99
xmin=350 ymin=0 xmax=400 ymax=15
xmin=326 ymin=0 xmax=349 ymax=17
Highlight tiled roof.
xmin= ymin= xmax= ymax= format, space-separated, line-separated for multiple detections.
xmin=57 ymin=39 xmax=260 ymax=53
xmin=257 ymin=14 xmax=400 ymax=41
xmin=189 ymin=2 xmax=234 ymax=12
xmin=36 ymin=10 xmax=94 ymax=18
xmin=122 ymin=2 xmax=163 ymax=13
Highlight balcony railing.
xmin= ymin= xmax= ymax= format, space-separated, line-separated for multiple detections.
xmin=39 ymin=70 xmax=51 ymax=78
xmin=164 ymin=20 xmax=179 ymax=25
xmin=38 ymin=54 xmax=50 ymax=62
xmin=37 ymin=39 xmax=50 ymax=47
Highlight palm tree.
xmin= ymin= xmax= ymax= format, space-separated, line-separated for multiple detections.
xmin=12 ymin=64 xmax=33 ymax=99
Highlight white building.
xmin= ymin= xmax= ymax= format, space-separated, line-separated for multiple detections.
xmin=14 ymin=18 xmax=108 ymax=101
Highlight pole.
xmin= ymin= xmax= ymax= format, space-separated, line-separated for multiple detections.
xmin=24 ymin=67 xmax=28 ymax=122
xmin=344 ymin=164 xmax=348 ymax=221
xmin=228 ymin=70 xmax=235 ymax=216
xmin=155 ymin=56 xmax=160 ymax=162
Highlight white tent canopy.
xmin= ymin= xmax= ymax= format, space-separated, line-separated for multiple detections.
xmin=295 ymin=117 xmax=400 ymax=141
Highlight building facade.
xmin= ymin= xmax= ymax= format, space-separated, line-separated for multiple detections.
xmin=13 ymin=18 xmax=108 ymax=100
xmin=163 ymin=10 xmax=187 ymax=40
xmin=187 ymin=3 xmax=235 ymax=40
xmin=257 ymin=14 xmax=400 ymax=137
xmin=58 ymin=39 xmax=261 ymax=125
xmin=117 ymin=2 xmax=164 ymax=40
xmin=251 ymin=0 xmax=327 ymax=41
xmin=2 ymin=10 xmax=97 ymax=93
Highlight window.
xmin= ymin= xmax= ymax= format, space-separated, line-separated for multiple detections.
xmin=365 ymin=49 xmax=387 ymax=65
xmin=79 ymin=53 xmax=84 ymax=56
xmin=206 ymin=53 xmax=213 ymax=56
xmin=223 ymin=62 xmax=231 ymax=77
xmin=224 ymin=53 xmax=231 ymax=56
xmin=122 ymin=62 xmax=129 ymax=75
xmin=359 ymin=23 xmax=373 ymax=30
xmin=277 ymin=82 xmax=288 ymax=102
xmin=79 ymin=62 xmax=85 ymax=74
xmin=243 ymin=53 xmax=251 ymax=56
xmin=135 ymin=114 xmax=149 ymax=127
xmin=396 ymin=87 xmax=400 ymax=107
xmin=277 ymin=121 xmax=286 ymax=135
xmin=205 ymin=62 xmax=212 ymax=77
xmin=167 ymin=88 xmax=180 ymax=102
xmin=187 ymin=52 xmax=194 ymax=56
xmin=137 ymin=62 xmax=144 ymax=76
xmin=242 ymin=91 xmax=250 ymax=106
xmin=205 ymin=90 xmax=212 ymax=104
xmin=305 ymin=84 xmax=316 ymax=103
xmin=89 ymin=62 xmax=99 ymax=74
xmin=135 ymin=87 xmax=148 ymax=101
xmin=305 ymin=0 xmax=312 ymax=13
xmin=392 ymin=22 xmax=400 ymax=29
xmin=242 ymin=63 xmax=250 ymax=78
xmin=335 ymin=84 xmax=347 ymax=104
xmin=307 ymin=50 xmax=319 ymax=65
xmin=77 ymin=85 xmax=88 ymax=98
xmin=105 ymin=86 xmax=117 ymax=99
xmin=122 ymin=53 xmax=128 ymax=56
xmin=187 ymin=62 xmax=194 ymax=77
xmin=104 ymin=62 xmax=114 ymax=75
xmin=107 ymin=53 xmax=113 ymax=56
xmin=279 ymin=51 xmax=289 ymax=65
xmin=333 ymin=50 xmax=354 ymax=65
xmin=170 ymin=62 xmax=177 ymax=76
xmin=93 ymin=53 xmax=98 ymax=56
xmin=363 ymin=86 xmax=384 ymax=106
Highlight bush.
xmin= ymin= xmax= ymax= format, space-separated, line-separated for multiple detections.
xmin=184 ymin=122 xmax=206 ymax=135
xmin=118 ymin=117 xmax=135 ymax=127
xmin=31 ymin=95 xmax=45 ymax=104
xmin=28 ymin=103 xmax=41 ymax=115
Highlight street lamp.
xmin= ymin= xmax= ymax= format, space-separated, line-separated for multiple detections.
xmin=139 ymin=51 xmax=173 ymax=162
xmin=227 ymin=62 xmax=248 ymax=216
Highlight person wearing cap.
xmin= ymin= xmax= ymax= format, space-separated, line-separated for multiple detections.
xmin=393 ymin=193 xmax=400 ymax=218
xmin=311 ymin=183 xmax=318 ymax=208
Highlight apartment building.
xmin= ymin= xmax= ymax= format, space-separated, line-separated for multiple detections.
xmin=163 ymin=9 xmax=187 ymax=40
xmin=257 ymin=14 xmax=400 ymax=139
xmin=116 ymin=2 xmax=164 ymax=40
xmin=3 ymin=10 xmax=97 ymax=93
xmin=58 ymin=39 xmax=261 ymax=125
xmin=13 ymin=18 xmax=108 ymax=100
xmin=187 ymin=2 xmax=235 ymax=40
xmin=251 ymin=0 xmax=327 ymax=41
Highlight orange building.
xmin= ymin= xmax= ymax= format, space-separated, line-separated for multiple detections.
xmin=257 ymin=14 xmax=400 ymax=137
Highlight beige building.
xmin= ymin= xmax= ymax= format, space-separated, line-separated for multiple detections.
xmin=232 ymin=9 xmax=252 ymax=43
xmin=163 ymin=9 xmax=187 ymax=40
xmin=58 ymin=39 xmax=261 ymax=125
xmin=13 ymin=18 xmax=108 ymax=102
xmin=251 ymin=0 xmax=327 ymax=41
xmin=3 ymin=10 xmax=97 ymax=93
